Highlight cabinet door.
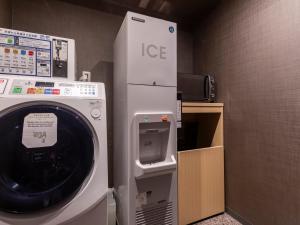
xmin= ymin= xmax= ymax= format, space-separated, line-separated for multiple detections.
xmin=178 ymin=147 xmax=225 ymax=225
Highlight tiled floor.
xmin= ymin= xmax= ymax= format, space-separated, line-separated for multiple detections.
xmin=195 ymin=213 xmax=242 ymax=225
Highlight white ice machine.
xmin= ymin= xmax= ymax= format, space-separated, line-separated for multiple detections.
xmin=113 ymin=12 xmax=177 ymax=225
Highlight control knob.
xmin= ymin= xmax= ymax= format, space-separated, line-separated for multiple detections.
xmin=91 ymin=108 xmax=101 ymax=119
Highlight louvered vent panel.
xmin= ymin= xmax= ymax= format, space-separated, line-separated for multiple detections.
xmin=136 ymin=202 xmax=173 ymax=225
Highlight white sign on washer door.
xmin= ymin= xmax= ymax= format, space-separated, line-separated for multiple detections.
xmin=22 ymin=113 xmax=57 ymax=148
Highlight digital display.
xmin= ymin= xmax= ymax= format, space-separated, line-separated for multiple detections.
xmin=35 ymin=81 xmax=54 ymax=87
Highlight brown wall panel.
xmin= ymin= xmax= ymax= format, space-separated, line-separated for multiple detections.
xmin=0 ymin=0 xmax=11 ymax=28
xmin=195 ymin=1 xmax=300 ymax=224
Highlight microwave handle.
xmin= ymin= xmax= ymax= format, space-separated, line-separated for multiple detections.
xmin=204 ymin=75 xmax=211 ymax=99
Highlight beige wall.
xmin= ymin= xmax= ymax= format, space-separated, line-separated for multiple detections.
xmin=195 ymin=1 xmax=300 ymax=224
xmin=0 ymin=0 xmax=11 ymax=28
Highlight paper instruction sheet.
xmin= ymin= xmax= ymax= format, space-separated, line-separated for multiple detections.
xmin=22 ymin=113 xmax=57 ymax=148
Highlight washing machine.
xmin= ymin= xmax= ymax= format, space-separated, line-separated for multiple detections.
xmin=0 ymin=76 xmax=108 ymax=225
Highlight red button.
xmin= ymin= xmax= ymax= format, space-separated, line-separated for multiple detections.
xmin=28 ymin=51 xmax=34 ymax=56
xmin=27 ymin=88 xmax=36 ymax=94
xmin=161 ymin=115 xmax=169 ymax=122
xmin=4 ymin=48 xmax=10 ymax=54
xmin=52 ymin=89 xmax=60 ymax=95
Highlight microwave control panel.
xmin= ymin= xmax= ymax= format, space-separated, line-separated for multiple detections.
xmin=0 ymin=28 xmax=75 ymax=79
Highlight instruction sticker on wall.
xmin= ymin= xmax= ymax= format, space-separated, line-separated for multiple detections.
xmin=22 ymin=113 xmax=57 ymax=148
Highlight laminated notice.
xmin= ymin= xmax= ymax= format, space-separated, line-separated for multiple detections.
xmin=22 ymin=113 xmax=57 ymax=148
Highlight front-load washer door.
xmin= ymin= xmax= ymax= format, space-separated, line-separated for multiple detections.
xmin=0 ymin=102 xmax=94 ymax=214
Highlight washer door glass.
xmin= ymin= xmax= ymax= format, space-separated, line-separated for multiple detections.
xmin=0 ymin=103 xmax=94 ymax=214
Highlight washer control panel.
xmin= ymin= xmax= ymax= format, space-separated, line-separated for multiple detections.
xmin=7 ymin=79 xmax=98 ymax=97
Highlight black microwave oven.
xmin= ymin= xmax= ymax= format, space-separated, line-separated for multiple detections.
xmin=177 ymin=73 xmax=216 ymax=102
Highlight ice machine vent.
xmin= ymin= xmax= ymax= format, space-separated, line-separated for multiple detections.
xmin=136 ymin=202 xmax=173 ymax=225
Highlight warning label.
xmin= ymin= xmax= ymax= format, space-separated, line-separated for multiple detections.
xmin=22 ymin=113 xmax=57 ymax=148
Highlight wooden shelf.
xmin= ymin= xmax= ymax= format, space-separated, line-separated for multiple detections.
xmin=179 ymin=145 xmax=223 ymax=153
xmin=178 ymin=103 xmax=225 ymax=225
xmin=182 ymin=102 xmax=224 ymax=114
xmin=182 ymin=102 xmax=224 ymax=107
xmin=180 ymin=103 xmax=224 ymax=149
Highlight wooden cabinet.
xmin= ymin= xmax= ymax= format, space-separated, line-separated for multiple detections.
xmin=178 ymin=103 xmax=225 ymax=225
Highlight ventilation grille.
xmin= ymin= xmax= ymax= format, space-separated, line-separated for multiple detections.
xmin=136 ymin=202 xmax=173 ymax=225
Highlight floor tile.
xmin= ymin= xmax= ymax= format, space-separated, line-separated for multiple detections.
xmin=195 ymin=213 xmax=242 ymax=225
